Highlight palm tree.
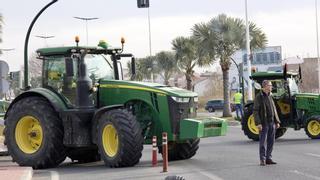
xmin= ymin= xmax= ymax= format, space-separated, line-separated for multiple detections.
xmin=172 ymin=36 xmax=211 ymax=90
xmin=193 ymin=14 xmax=267 ymax=117
xmin=247 ymin=22 xmax=268 ymax=58
xmin=126 ymin=61 xmax=144 ymax=81
xmin=139 ymin=56 xmax=159 ymax=82
xmin=155 ymin=51 xmax=177 ymax=85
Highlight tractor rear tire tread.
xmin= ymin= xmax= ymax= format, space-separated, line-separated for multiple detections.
xmin=96 ymin=109 xmax=143 ymax=167
xmin=304 ymin=116 xmax=320 ymax=139
xmin=5 ymin=96 xmax=66 ymax=169
xmin=241 ymin=105 xmax=259 ymax=141
xmin=159 ymin=138 xmax=200 ymax=161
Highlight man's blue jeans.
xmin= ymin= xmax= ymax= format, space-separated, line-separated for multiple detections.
xmin=235 ymin=104 xmax=243 ymax=119
xmin=259 ymin=122 xmax=275 ymax=161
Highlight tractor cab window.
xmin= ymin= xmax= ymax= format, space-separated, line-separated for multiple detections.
xmin=271 ymin=80 xmax=286 ymax=97
xmin=43 ymin=56 xmax=65 ymax=93
xmin=84 ymin=54 xmax=114 ymax=83
xmin=43 ymin=56 xmax=77 ymax=106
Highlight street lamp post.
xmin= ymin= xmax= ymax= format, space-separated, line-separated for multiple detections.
xmin=315 ymin=0 xmax=320 ymax=92
xmin=137 ymin=0 xmax=152 ymax=57
xmin=231 ymin=58 xmax=245 ymax=106
xmin=74 ymin=16 xmax=99 ymax=45
xmin=147 ymin=7 xmax=152 ymax=57
xmin=35 ymin=35 xmax=55 ymax=47
xmin=316 ymin=0 xmax=320 ymax=60
xmin=245 ymin=0 xmax=253 ymax=101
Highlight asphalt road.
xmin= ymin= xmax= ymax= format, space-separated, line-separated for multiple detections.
xmin=26 ymin=125 xmax=320 ymax=180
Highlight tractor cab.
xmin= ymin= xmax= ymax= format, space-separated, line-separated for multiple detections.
xmin=36 ymin=38 xmax=135 ymax=107
xmin=250 ymin=71 xmax=300 ymax=127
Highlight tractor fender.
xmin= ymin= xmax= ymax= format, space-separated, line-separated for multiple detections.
xmin=244 ymin=102 xmax=254 ymax=108
xmin=5 ymin=88 xmax=68 ymax=119
xmin=91 ymin=104 xmax=124 ymax=144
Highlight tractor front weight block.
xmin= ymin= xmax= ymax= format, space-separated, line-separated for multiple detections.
xmin=179 ymin=117 xmax=227 ymax=139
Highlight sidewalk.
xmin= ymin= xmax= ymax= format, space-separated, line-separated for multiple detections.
xmin=0 ymin=136 xmax=33 ymax=180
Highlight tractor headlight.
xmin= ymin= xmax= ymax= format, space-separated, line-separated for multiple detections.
xmin=171 ymin=96 xmax=190 ymax=103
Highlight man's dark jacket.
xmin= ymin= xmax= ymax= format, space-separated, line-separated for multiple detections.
xmin=253 ymin=91 xmax=280 ymax=126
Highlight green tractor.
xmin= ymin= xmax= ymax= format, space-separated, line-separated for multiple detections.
xmin=242 ymin=69 xmax=320 ymax=141
xmin=3 ymin=1 xmax=227 ymax=169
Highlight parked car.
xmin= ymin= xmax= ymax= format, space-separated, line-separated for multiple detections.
xmin=205 ymin=99 xmax=235 ymax=112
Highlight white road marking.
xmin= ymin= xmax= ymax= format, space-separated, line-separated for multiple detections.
xmin=305 ymin=153 xmax=320 ymax=158
xmin=50 ymin=171 xmax=60 ymax=180
xmin=21 ymin=167 xmax=33 ymax=180
xmin=290 ymin=170 xmax=320 ymax=180
xmin=197 ymin=170 xmax=224 ymax=180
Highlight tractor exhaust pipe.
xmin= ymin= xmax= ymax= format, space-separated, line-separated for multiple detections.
xmin=74 ymin=38 xmax=93 ymax=109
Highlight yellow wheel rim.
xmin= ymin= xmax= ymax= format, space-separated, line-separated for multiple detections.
xmin=248 ymin=114 xmax=259 ymax=135
xmin=102 ymin=124 xmax=119 ymax=157
xmin=307 ymin=120 xmax=320 ymax=136
xmin=15 ymin=116 xmax=43 ymax=154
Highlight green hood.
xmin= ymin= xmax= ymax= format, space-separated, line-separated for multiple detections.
xmin=295 ymin=93 xmax=320 ymax=98
xmin=100 ymin=80 xmax=198 ymax=97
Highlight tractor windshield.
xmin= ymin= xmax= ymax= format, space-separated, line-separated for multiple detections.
xmin=85 ymin=54 xmax=115 ymax=82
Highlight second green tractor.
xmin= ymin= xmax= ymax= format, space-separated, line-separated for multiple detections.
xmin=242 ymin=70 xmax=320 ymax=140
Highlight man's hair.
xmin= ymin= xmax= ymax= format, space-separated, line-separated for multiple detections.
xmin=262 ymin=80 xmax=271 ymax=88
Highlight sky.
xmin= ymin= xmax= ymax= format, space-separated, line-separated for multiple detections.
xmin=0 ymin=0 xmax=319 ymax=71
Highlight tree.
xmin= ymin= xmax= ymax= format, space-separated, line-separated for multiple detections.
xmin=126 ymin=60 xmax=144 ymax=81
xmin=155 ymin=51 xmax=177 ymax=85
xmin=29 ymin=53 xmax=42 ymax=88
xmin=139 ymin=56 xmax=159 ymax=82
xmin=247 ymin=22 xmax=268 ymax=58
xmin=193 ymin=14 xmax=267 ymax=117
xmin=172 ymin=36 xmax=211 ymax=90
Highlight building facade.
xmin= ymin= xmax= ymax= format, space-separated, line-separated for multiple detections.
xmin=229 ymin=46 xmax=282 ymax=90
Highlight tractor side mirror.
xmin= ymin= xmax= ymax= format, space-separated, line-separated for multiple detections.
xmin=131 ymin=57 xmax=136 ymax=78
xmin=65 ymin=58 xmax=74 ymax=77
xmin=253 ymin=82 xmax=261 ymax=90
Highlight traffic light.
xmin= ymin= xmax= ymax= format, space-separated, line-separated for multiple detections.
xmin=137 ymin=0 xmax=149 ymax=8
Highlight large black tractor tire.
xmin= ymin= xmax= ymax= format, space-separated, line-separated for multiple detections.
xmin=5 ymin=97 xmax=66 ymax=169
xmin=304 ymin=116 xmax=320 ymax=139
xmin=275 ymin=128 xmax=287 ymax=139
xmin=96 ymin=109 xmax=144 ymax=167
xmin=242 ymin=105 xmax=259 ymax=141
xmin=165 ymin=175 xmax=186 ymax=180
xmin=67 ymin=147 xmax=101 ymax=163
xmin=242 ymin=105 xmax=287 ymax=141
xmin=159 ymin=138 xmax=200 ymax=161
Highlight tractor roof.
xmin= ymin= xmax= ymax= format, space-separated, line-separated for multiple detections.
xmin=36 ymin=46 xmax=121 ymax=57
xmin=251 ymin=71 xmax=298 ymax=81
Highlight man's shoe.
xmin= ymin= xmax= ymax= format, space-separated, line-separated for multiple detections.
xmin=260 ymin=160 xmax=266 ymax=166
xmin=266 ymin=159 xmax=277 ymax=165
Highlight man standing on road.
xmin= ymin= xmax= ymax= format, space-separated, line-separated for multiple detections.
xmin=233 ymin=90 xmax=243 ymax=120
xmin=253 ymin=80 xmax=281 ymax=166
